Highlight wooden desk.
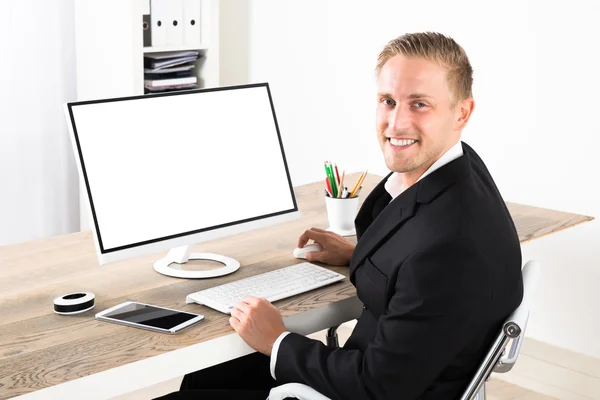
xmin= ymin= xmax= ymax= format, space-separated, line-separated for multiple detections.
xmin=0 ymin=174 xmax=593 ymax=400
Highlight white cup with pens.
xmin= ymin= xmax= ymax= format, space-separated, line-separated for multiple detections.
xmin=323 ymin=162 xmax=367 ymax=237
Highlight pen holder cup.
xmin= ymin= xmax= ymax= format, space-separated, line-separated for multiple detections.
xmin=325 ymin=195 xmax=359 ymax=237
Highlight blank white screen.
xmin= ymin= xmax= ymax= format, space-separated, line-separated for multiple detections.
xmin=70 ymin=85 xmax=296 ymax=252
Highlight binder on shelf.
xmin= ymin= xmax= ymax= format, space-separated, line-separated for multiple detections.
xmin=143 ymin=14 xmax=152 ymax=47
xmin=150 ymin=0 xmax=168 ymax=47
xmin=166 ymin=0 xmax=184 ymax=46
xmin=142 ymin=0 xmax=151 ymax=46
xmin=183 ymin=0 xmax=202 ymax=46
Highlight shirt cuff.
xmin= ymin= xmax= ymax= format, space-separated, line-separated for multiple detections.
xmin=270 ymin=331 xmax=291 ymax=380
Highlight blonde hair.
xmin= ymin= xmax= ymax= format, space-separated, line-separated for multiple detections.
xmin=376 ymin=32 xmax=473 ymax=105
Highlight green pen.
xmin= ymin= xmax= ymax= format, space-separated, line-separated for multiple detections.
xmin=327 ymin=163 xmax=337 ymax=198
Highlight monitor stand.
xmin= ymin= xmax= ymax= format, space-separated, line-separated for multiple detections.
xmin=153 ymin=245 xmax=240 ymax=279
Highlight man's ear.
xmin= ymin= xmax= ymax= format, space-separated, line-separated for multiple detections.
xmin=455 ymin=98 xmax=475 ymax=131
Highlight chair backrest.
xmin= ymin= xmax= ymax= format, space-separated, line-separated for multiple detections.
xmin=460 ymin=260 xmax=541 ymax=400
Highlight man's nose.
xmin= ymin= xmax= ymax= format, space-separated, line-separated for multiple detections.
xmin=390 ymin=106 xmax=411 ymax=132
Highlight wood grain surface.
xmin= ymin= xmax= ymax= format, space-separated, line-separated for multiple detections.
xmin=0 ymin=173 xmax=593 ymax=399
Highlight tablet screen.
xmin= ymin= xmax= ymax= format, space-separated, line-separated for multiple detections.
xmin=103 ymin=302 xmax=198 ymax=329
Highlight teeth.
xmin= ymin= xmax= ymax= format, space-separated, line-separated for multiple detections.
xmin=390 ymin=138 xmax=416 ymax=146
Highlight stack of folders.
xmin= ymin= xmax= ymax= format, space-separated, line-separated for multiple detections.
xmin=324 ymin=161 xmax=368 ymax=199
xmin=143 ymin=51 xmax=202 ymax=94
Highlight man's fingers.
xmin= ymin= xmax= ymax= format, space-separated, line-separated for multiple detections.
xmin=231 ymin=307 xmax=244 ymax=321
xmin=241 ymin=296 xmax=260 ymax=306
xmin=233 ymin=301 xmax=251 ymax=314
xmin=297 ymin=228 xmax=326 ymax=248
xmin=297 ymin=230 xmax=312 ymax=248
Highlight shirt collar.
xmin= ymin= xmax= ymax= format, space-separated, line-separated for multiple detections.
xmin=384 ymin=140 xmax=464 ymax=200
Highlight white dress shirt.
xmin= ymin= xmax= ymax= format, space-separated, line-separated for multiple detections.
xmin=270 ymin=140 xmax=464 ymax=379
xmin=384 ymin=140 xmax=464 ymax=200
xmin=270 ymin=331 xmax=292 ymax=379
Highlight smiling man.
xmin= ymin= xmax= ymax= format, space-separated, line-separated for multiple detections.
xmin=158 ymin=32 xmax=524 ymax=400
xmin=377 ymin=50 xmax=469 ymax=192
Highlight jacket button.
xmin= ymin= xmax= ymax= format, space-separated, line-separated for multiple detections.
xmin=363 ymin=305 xmax=367 ymax=310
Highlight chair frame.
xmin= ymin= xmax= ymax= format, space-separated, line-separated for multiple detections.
xmin=459 ymin=313 xmax=528 ymax=399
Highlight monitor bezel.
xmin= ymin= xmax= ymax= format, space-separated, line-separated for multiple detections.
xmin=64 ymin=82 xmax=299 ymax=263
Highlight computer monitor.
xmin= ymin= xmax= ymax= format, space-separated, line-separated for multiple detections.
xmin=64 ymin=83 xmax=300 ymax=279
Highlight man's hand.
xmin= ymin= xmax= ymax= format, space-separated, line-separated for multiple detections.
xmin=297 ymin=227 xmax=355 ymax=266
xmin=229 ymin=296 xmax=287 ymax=356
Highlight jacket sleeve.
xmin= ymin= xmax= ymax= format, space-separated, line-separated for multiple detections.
xmin=274 ymin=240 xmax=492 ymax=400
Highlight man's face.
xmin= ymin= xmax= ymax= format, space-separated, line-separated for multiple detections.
xmin=376 ymin=55 xmax=462 ymax=178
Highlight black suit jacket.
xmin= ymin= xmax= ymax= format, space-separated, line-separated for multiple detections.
xmin=275 ymin=142 xmax=524 ymax=400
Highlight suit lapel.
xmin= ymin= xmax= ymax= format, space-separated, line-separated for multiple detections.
xmin=354 ymin=171 xmax=393 ymax=240
xmin=371 ymin=190 xmax=393 ymax=221
xmin=349 ymin=143 xmax=472 ymax=281
xmin=350 ymin=183 xmax=418 ymax=280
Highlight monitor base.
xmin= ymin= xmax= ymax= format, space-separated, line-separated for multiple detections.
xmin=153 ymin=245 xmax=240 ymax=279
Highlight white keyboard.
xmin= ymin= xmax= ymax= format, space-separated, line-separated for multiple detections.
xmin=186 ymin=262 xmax=345 ymax=314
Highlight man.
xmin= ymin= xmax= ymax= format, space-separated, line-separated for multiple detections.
xmin=158 ymin=31 xmax=523 ymax=400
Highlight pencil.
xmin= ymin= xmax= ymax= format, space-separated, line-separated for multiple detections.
xmin=358 ymin=169 xmax=368 ymax=187
xmin=325 ymin=178 xmax=333 ymax=197
xmin=325 ymin=162 xmax=333 ymax=198
xmin=355 ymin=170 xmax=368 ymax=196
xmin=339 ymin=171 xmax=345 ymax=198
xmin=349 ymin=171 xmax=364 ymax=197
xmin=350 ymin=170 xmax=368 ymax=198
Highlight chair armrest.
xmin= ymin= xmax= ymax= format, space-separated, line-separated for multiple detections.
xmin=326 ymin=325 xmax=340 ymax=348
xmin=268 ymin=383 xmax=332 ymax=400
xmin=494 ymin=318 xmax=527 ymax=374
xmin=503 ymin=260 xmax=541 ymax=338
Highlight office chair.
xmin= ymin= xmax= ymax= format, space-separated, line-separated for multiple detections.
xmin=268 ymin=260 xmax=541 ymax=400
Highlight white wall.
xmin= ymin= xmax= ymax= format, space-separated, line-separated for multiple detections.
xmin=0 ymin=0 xmax=79 ymax=246
xmin=219 ymin=0 xmax=251 ymax=86
xmin=239 ymin=0 xmax=600 ymax=358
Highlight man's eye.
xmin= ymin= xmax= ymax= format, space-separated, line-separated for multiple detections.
xmin=414 ymin=102 xmax=427 ymax=108
xmin=383 ymin=99 xmax=395 ymax=106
